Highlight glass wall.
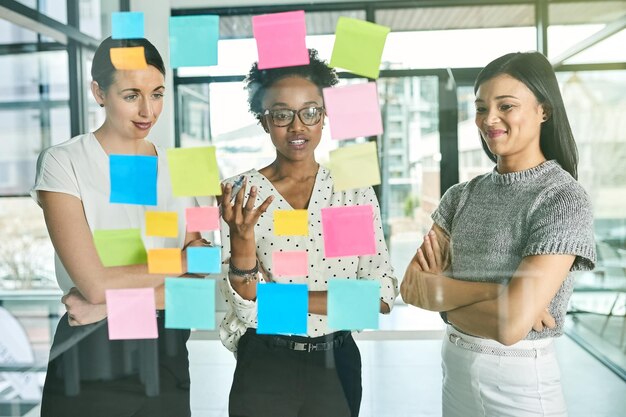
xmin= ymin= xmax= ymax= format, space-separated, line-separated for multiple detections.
xmin=1 ymin=0 xmax=625 ymax=414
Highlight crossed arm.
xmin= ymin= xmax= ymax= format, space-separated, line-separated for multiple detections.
xmin=40 ymin=191 xmax=205 ymax=325
xmin=400 ymin=224 xmax=574 ymax=345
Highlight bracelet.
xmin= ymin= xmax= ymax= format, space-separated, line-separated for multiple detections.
xmin=440 ymin=311 xmax=450 ymax=325
xmin=229 ymin=260 xmax=259 ymax=285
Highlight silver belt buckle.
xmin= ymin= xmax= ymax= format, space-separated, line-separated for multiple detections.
xmin=292 ymin=342 xmax=308 ymax=351
xmin=449 ymin=333 xmax=461 ymax=346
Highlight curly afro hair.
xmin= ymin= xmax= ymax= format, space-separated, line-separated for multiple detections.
xmin=244 ymin=48 xmax=338 ymax=121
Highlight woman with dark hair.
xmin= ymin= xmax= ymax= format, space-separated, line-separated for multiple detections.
xmin=31 ymin=37 xmax=203 ymax=416
xmin=219 ymin=49 xmax=398 ymax=417
xmin=401 ymin=51 xmax=595 ymax=416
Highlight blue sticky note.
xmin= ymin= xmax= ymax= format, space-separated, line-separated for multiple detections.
xmin=109 ymin=154 xmax=157 ymax=206
xmin=328 ymin=279 xmax=380 ymax=330
xmin=169 ymin=15 xmax=219 ymax=68
xmin=165 ymin=278 xmax=215 ymax=330
xmin=186 ymin=246 xmax=221 ymax=274
xmin=111 ymin=12 xmax=144 ymax=40
xmin=257 ymin=283 xmax=308 ymax=335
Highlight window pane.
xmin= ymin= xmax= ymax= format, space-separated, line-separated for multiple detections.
xmin=79 ymin=0 xmax=119 ymax=39
xmin=0 ymin=28 xmax=69 ymax=196
xmin=548 ymin=1 xmax=626 ymax=63
xmin=558 ymin=70 xmax=626 ymax=369
xmin=16 ymin=0 xmax=67 ymax=24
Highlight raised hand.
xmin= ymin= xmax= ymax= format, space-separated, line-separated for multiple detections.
xmin=221 ymin=178 xmax=274 ymax=241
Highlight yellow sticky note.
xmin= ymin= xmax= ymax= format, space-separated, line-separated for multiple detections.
xmin=145 ymin=211 xmax=178 ymax=237
xmin=110 ymin=46 xmax=148 ymax=70
xmin=329 ymin=142 xmax=381 ymax=191
xmin=166 ymin=147 xmax=221 ymax=197
xmin=329 ymin=17 xmax=390 ymax=79
xmin=274 ymin=210 xmax=308 ymax=236
xmin=147 ymin=248 xmax=182 ymax=274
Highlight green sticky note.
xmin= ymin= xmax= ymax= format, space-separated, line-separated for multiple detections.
xmin=329 ymin=142 xmax=381 ymax=191
xmin=166 ymin=146 xmax=221 ymax=197
xmin=329 ymin=17 xmax=390 ymax=79
xmin=93 ymin=229 xmax=147 ymax=267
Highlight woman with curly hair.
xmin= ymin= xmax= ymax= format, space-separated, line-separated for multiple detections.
xmin=218 ymin=49 xmax=398 ymax=417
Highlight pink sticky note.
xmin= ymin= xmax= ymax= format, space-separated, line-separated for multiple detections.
xmin=105 ymin=288 xmax=158 ymax=340
xmin=186 ymin=206 xmax=220 ymax=232
xmin=273 ymin=251 xmax=308 ymax=277
xmin=322 ymin=205 xmax=376 ymax=258
xmin=323 ymin=82 xmax=383 ymax=141
xmin=252 ymin=10 xmax=309 ymax=70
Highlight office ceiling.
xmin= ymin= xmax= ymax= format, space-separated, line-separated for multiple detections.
xmin=213 ymin=1 xmax=626 ymax=39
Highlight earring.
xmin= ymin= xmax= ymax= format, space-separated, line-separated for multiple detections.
xmin=99 ymin=104 xmax=104 ymax=108
xmin=542 ymin=116 xmax=547 ymax=121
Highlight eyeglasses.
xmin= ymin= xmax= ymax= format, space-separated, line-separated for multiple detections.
xmin=263 ymin=106 xmax=324 ymax=127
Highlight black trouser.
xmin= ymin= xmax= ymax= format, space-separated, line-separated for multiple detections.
xmin=229 ymin=329 xmax=362 ymax=417
xmin=40 ymin=312 xmax=191 ymax=417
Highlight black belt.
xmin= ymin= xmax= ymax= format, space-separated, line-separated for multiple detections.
xmin=253 ymin=330 xmax=351 ymax=352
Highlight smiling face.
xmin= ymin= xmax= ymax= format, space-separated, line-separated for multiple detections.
xmin=93 ymin=65 xmax=165 ymax=141
xmin=261 ymin=76 xmax=324 ymax=163
xmin=475 ymin=74 xmax=547 ymax=163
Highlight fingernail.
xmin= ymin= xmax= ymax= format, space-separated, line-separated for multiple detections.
xmin=251 ymin=186 xmax=257 ymax=193
xmin=429 ymin=230 xmax=435 ymax=236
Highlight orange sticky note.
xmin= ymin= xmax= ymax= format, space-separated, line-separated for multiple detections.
xmin=145 ymin=211 xmax=178 ymax=237
xmin=274 ymin=210 xmax=308 ymax=236
xmin=147 ymin=248 xmax=182 ymax=274
xmin=110 ymin=46 xmax=148 ymax=70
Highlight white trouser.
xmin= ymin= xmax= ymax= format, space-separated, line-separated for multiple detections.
xmin=442 ymin=326 xmax=567 ymax=417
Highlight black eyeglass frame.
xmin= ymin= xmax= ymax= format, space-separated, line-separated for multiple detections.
xmin=262 ymin=106 xmax=325 ymax=127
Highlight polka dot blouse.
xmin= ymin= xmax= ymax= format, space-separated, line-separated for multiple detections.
xmin=218 ymin=165 xmax=399 ymax=353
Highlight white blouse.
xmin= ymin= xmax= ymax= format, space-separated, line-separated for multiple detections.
xmin=218 ymin=165 xmax=399 ymax=353
xmin=30 ymin=133 xmax=196 ymax=293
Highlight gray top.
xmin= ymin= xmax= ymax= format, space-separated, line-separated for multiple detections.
xmin=432 ymin=160 xmax=596 ymax=340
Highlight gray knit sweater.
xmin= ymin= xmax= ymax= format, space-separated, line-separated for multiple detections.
xmin=432 ymin=160 xmax=596 ymax=340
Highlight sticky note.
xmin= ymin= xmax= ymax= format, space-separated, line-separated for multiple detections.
xmin=321 ymin=205 xmax=376 ymax=257
xmin=109 ymin=154 xmax=157 ymax=205
xmin=110 ymin=47 xmax=148 ymax=70
xmin=329 ymin=17 xmax=390 ymax=79
xmin=252 ymin=10 xmax=309 ymax=70
xmin=329 ymin=142 xmax=381 ymax=191
xmin=328 ymin=279 xmax=380 ymax=330
xmin=169 ymin=15 xmax=219 ymax=68
xmin=147 ymin=248 xmax=182 ymax=274
xmin=257 ymin=283 xmax=308 ymax=335
xmin=145 ymin=211 xmax=178 ymax=237
xmin=273 ymin=251 xmax=308 ymax=277
xmin=106 ymin=288 xmax=157 ymax=340
xmin=323 ymin=82 xmax=383 ymax=140
xmin=165 ymin=278 xmax=215 ymax=330
xmin=186 ymin=206 xmax=220 ymax=232
xmin=274 ymin=210 xmax=308 ymax=236
xmin=166 ymin=147 xmax=221 ymax=197
xmin=93 ymin=229 xmax=147 ymax=267
xmin=111 ymin=12 xmax=144 ymax=39
xmin=186 ymin=246 xmax=221 ymax=274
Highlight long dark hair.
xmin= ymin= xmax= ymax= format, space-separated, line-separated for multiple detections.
xmin=474 ymin=51 xmax=579 ymax=179
xmin=91 ymin=36 xmax=165 ymax=91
